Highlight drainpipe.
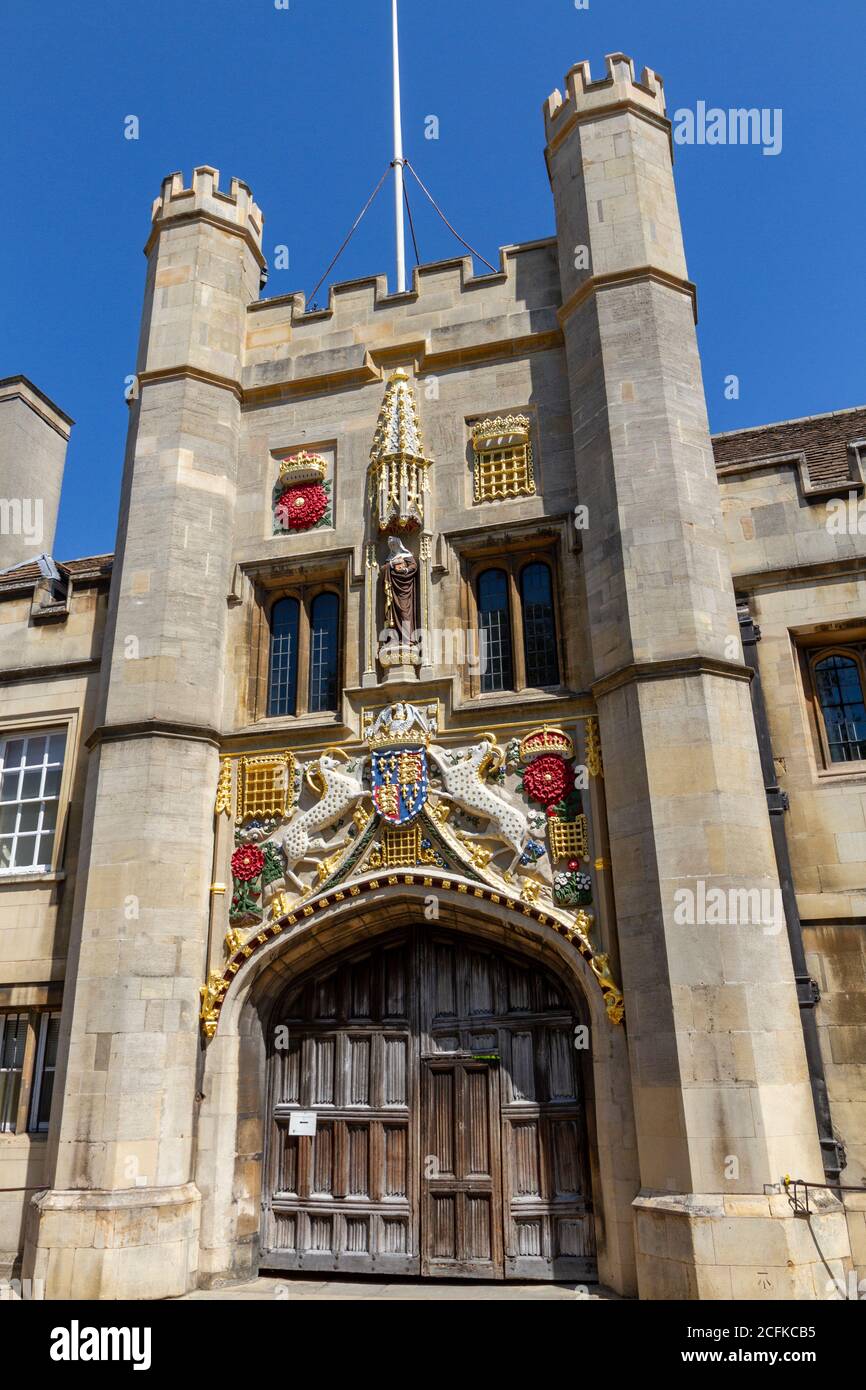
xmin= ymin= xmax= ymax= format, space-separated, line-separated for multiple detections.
xmin=737 ymin=601 xmax=844 ymax=1184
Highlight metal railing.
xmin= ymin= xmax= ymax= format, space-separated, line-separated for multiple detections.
xmin=784 ymin=1175 xmax=866 ymax=1216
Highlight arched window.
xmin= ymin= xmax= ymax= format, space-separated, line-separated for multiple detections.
xmin=520 ymin=562 xmax=559 ymax=688
xmin=477 ymin=568 xmax=513 ymax=694
xmin=309 ymin=592 xmax=340 ymax=713
xmin=268 ymin=597 xmax=300 ymax=717
xmin=814 ymin=654 xmax=866 ymax=762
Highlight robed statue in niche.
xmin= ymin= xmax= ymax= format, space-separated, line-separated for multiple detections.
xmin=383 ymin=536 xmax=418 ymax=646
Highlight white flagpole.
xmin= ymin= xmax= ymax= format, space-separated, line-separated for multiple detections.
xmin=392 ymin=0 xmax=407 ymax=292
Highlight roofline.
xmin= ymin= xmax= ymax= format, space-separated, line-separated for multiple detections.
xmin=0 ymin=553 xmax=113 ymax=594
xmin=0 ymin=375 xmax=75 ymax=429
xmin=712 ymin=403 xmax=866 ymax=442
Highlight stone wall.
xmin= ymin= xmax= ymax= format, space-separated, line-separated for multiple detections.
xmin=0 ymin=567 xmax=108 ymax=1269
xmin=228 ymin=240 xmax=584 ymax=733
xmin=0 ymin=378 xmax=72 ymax=571
xmin=717 ymin=407 xmax=866 ymax=1278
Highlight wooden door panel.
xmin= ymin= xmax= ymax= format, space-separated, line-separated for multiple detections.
xmin=382 ymin=1034 xmax=408 ymax=1106
xmin=421 ymin=1057 xmax=503 ymax=1278
xmin=550 ymin=1114 xmax=585 ymax=1196
xmin=428 ymin=1193 xmax=456 ymax=1259
xmin=382 ymin=1122 xmax=409 ymax=1197
xmin=270 ymin=1125 xmax=299 ymax=1197
xmin=502 ymin=1040 xmax=597 ymax=1281
xmin=464 ymin=1194 xmax=494 ymax=1260
xmin=267 ymin=1097 xmax=418 ymax=1272
xmin=346 ymin=1035 xmax=371 ymax=1105
xmin=262 ymin=937 xmax=420 ymax=1276
xmin=426 ymin=1066 xmax=455 ymax=1176
xmin=263 ymin=926 xmax=597 ymax=1282
xmin=345 ymin=1122 xmax=369 ymax=1197
xmin=310 ymin=1119 xmax=335 ymax=1195
xmin=546 ymin=1027 xmax=577 ymax=1100
xmin=465 ymin=1067 xmax=492 ymax=1176
xmin=466 ymin=950 xmax=495 ymax=1015
xmin=308 ymin=1035 xmax=335 ymax=1105
xmin=274 ymin=1036 xmax=302 ymax=1104
xmin=507 ymin=1030 xmax=536 ymax=1102
xmin=508 ymin=1117 xmax=542 ymax=1197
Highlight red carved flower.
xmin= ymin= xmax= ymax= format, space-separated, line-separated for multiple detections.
xmin=523 ymin=754 xmax=575 ymax=808
xmin=231 ymin=844 xmax=265 ymax=882
xmin=275 ymin=482 xmax=329 ymax=532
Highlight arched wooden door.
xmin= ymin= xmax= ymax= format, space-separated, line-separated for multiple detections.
xmin=261 ymin=925 xmax=597 ymax=1281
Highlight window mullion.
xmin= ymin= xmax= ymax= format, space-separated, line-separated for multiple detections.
xmin=810 ymin=656 xmax=833 ymax=767
xmin=16 ymin=1011 xmax=39 ymax=1134
xmin=509 ymin=566 xmax=525 ymax=692
xmin=465 ymin=565 xmax=480 ymax=700
xmin=297 ymin=592 xmax=312 ymax=718
xmin=551 ymin=557 xmax=566 ymax=689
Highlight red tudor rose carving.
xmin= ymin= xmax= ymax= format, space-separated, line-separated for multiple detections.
xmin=231 ymin=844 xmax=265 ymax=882
xmin=275 ymin=481 xmax=330 ymax=532
xmin=522 ymin=753 xmax=575 ymax=808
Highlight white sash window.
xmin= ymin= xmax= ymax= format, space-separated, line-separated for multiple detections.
xmin=0 ymin=729 xmax=66 ymax=874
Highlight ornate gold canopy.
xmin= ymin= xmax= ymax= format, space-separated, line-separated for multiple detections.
xmin=368 ymin=371 xmax=432 ymax=533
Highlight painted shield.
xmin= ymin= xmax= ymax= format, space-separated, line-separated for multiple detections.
xmin=371 ymin=746 xmax=428 ymax=825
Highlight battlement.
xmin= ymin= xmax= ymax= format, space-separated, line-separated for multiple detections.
xmin=242 ymin=238 xmax=562 ymax=388
xmin=249 ymin=238 xmax=559 ymax=327
xmin=150 ymin=166 xmax=264 ymax=248
xmin=544 ymin=53 xmax=666 ymax=143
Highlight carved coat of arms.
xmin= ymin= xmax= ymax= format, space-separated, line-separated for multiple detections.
xmin=371 ymin=746 xmax=428 ymax=824
xmin=368 ymin=702 xmax=432 ymax=825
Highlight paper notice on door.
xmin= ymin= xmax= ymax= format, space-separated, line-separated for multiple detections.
xmin=288 ymin=1110 xmax=318 ymax=1136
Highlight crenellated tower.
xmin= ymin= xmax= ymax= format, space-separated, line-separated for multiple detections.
xmin=546 ymin=54 xmax=849 ymax=1298
xmin=25 ymin=169 xmax=264 ymax=1299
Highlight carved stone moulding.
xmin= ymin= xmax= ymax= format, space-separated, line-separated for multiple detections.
xmin=199 ymin=870 xmax=624 ymax=1039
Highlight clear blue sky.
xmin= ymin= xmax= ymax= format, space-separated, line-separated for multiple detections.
xmin=1 ymin=0 xmax=864 ymax=560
